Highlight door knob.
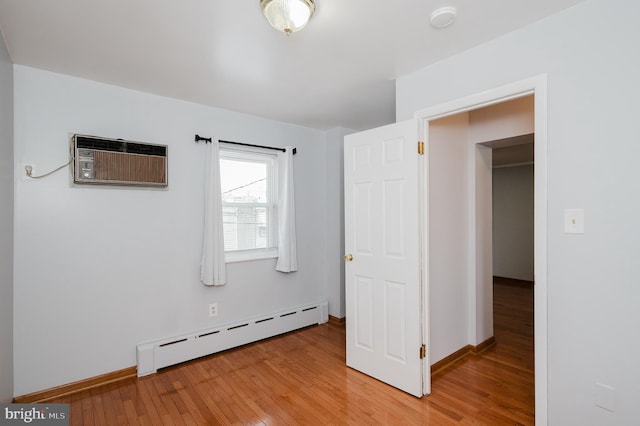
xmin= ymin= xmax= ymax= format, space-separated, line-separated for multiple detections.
xmin=344 ymin=253 xmax=353 ymax=262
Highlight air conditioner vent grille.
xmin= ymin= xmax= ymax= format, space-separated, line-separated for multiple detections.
xmin=72 ymin=134 xmax=168 ymax=187
xmin=93 ymin=151 xmax=166 ymax=184
xmin=75 ymin=136 xmax=167 ymax=156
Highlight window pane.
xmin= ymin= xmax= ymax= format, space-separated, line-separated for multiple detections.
xmin=222 ymin=205 xmax=276 ymax=251
xmin=219 ymin=149 xmax=277 ymax=255
xmin=220 ymin=159 xmax=268 ymax=203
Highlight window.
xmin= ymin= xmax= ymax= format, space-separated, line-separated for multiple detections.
xmin=219 ymin=147 xmax=278 ymax=262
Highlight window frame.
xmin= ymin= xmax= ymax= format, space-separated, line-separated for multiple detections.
xmin=218 ymin=145 xmax=279 ymax=263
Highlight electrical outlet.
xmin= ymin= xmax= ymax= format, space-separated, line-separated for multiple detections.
xmin=209 ymin=303 xmax=218 ymax=318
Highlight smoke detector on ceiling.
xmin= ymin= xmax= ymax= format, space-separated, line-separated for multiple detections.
xmin=430 ymin=6 xmax=457 ymax=29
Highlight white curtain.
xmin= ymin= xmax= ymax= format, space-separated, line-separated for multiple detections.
xmin=200 ymin=138 xmax=226 ymax=286
xmin=276 ymin=147 xmax=298 ymax=272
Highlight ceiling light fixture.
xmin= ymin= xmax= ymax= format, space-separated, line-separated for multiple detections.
xmin=430 ymin=6 xmax=457 ymax=29
xmin=260 ymin=0 xmax=316 ymax=35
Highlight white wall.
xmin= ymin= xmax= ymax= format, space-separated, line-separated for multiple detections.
xmin=428 ymin=114 xmax=469 ymax=363
xmin=398 ymin=0 xmax=640 ymax=423
xmin=471 ymin=145 xmax=493 ymax=346
xmin=468 ymin=96 xmax=534 ymax=144
xmin=493 ymin=165 xmax=534 ymax=281
xmin=325 ymin=127 xmax=354 ymax=319
xmin=0 ymin=28 xmax=14 ymax=403
xmin=13 ymin=66 xmax=328 ymax=396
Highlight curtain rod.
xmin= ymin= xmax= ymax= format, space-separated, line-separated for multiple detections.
xmin=194 ymin=135 xmax=296 ymax=155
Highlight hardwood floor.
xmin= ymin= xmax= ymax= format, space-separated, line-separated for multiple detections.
xmin=52 ymin=281 xmax=534 ymax=425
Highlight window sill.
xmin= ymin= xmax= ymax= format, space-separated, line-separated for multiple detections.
xmin=225 ymin=248 xmax=278 ymax=264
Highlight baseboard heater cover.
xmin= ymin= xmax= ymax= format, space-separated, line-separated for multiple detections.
xmin=136 ymin=300 xmax=328 ymax=376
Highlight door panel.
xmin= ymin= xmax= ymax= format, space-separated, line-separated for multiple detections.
xmin=344 ymin=119 xmax=425 ymax=397
xmin=354 ymin=183 xmax=373 ymax=254
xmin=384 ymin=178 xmax=405 ymax=257
xmin=354 ymin=275 xmax=373 ymax=350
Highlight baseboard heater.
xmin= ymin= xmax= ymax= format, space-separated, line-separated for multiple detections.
xmin=136 ymin=300 xmax=328 ymax=376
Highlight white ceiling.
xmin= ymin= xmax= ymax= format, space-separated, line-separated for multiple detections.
xmin=0 ymin=0 xmax=584 ymax=130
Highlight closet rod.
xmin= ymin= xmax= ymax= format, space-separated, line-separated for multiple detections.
xmin=194 ymin=134 xmax=296 ymax=155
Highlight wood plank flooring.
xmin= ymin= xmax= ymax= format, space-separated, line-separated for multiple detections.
xmin=52 ymin=280 xmax=534 ymax=425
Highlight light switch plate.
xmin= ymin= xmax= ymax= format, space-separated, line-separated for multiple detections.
xmin=564 ymin=209 xmax=584 ymax=234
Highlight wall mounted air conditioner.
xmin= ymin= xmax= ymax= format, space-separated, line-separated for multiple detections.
xmin=72 ymin=134 xmax=168 ymax=187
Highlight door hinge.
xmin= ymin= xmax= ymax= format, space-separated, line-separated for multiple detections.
xmin=418 ymin=141 xmax=425 ymax=156
xmin=420 ymin=344 xmax=427 ymax=359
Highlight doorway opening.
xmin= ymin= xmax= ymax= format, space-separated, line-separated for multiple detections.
xmin=486 ymin=130 xmax=535 ymax=392
xmin=482 ymin=108 xmax=535 ymax=416
xmin=426 ymin=96 xmax=534 ymax=368
xmin=417 ymin=75 xmax=547 ymax=420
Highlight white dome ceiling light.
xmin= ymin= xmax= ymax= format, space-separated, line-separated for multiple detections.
xmin=430 ymin=6 xmax=457 ymax=29
xmin=260 ymin=0 xmax=316 ymax=35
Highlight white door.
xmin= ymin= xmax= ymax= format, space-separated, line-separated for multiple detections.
xmin=344 ymin=119 xmax=427 ymax=397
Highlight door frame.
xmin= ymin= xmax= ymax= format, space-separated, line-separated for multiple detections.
xmin=413 ymin=74 xmax=548 ymax=423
